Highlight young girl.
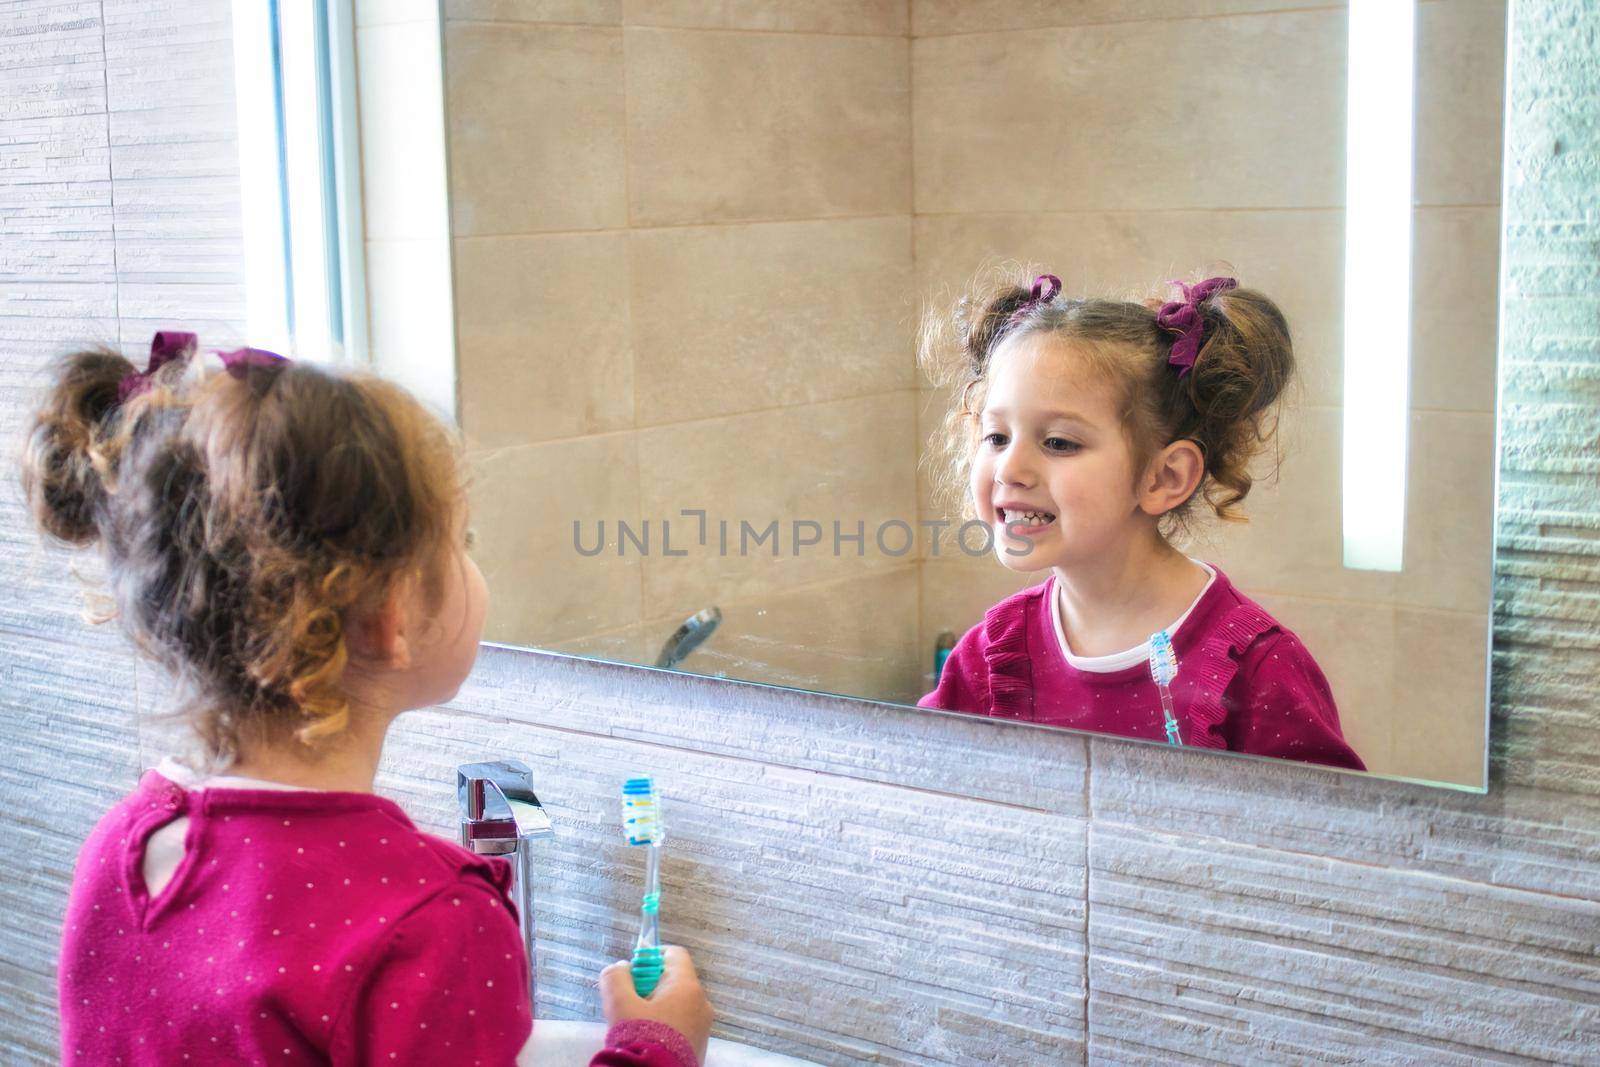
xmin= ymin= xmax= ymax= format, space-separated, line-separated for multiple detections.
xmin=24 ymin=332 xmax=715 ymax=1065
xmin=918 ymin=273 xmax=1365 ymax=771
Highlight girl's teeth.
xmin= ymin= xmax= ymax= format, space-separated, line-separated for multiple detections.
xmin=1004 ymin=510 xmax=1054 ymax=525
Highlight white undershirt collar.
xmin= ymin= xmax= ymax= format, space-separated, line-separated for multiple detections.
xmin=155 ymin=755 xmax=323 ymax=792
xmin=1050 ymin=560 xmax=1216 ymax=673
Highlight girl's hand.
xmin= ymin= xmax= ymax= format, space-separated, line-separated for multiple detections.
xmin=599 ymin=945 xmax=714 ymax=1065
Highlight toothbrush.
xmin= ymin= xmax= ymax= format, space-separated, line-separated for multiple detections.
xmin=1148 ymin=630 xmax=1182 ymax=745
xmin=621 ymin=776 xmax=665 ymax=997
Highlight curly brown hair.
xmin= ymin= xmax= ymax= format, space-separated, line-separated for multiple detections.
xmin=21 ymin=343 xmax=465 ymax=762
xmin=921 ymin=264 xmax=1295 ymax=532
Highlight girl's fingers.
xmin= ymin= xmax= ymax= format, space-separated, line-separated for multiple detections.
xmin=659 ymin=945 xmax=694 ymax=979
xmin=598 ymin=960 xmax=640 ymax=1007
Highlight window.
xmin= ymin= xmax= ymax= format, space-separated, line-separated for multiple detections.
xmin=231 ymin=0 xmax=365 ymax=363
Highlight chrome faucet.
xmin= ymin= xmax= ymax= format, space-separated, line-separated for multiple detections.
xmin=457 ymin=759 xmax=553 ymax=1008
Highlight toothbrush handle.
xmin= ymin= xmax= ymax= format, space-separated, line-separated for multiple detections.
xmin=1158 ymin=684 xmax=1182 ymax=745
xmin=632 ymin=848 xmax=664 ymax=996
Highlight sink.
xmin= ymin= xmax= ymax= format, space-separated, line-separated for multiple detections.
xmin=519 ymin=1020 xmax=820 ymax=1066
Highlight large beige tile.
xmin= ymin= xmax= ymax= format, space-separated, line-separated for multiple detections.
xmin=446 ymin=0 xmax=622 ymax=23
xmin=630 ymin=217 xmax=913 ymax=425
xmin=357 ymin=22 xmax=450 ymax=240
xmin=636 ymin=392 xmax=919 ymax=615
xmin=1411 ymin=207 xmax=1501 ymax=413
xmin=914 ymin=11 xmax=1344 ymax=213
xmin=1415 ymin=0 xmax=1507 ymax=207
xmin=914 ymin=210 xmax=1345 ymax=406
xmin=626 ymin=0 xmax=905 ymax=34
xmin=1203 ymin=406 xmax=1496 ymax=616
xmin=1399 ymin=410 xmax=1496 ymax=614
xmin=445 ymin=23 xmax=626 ymax=235
xmin=657 ymin=567 xmax=925 ymax=705
xmin=471 ymin=433 xmax=642 ymax=647
xmin=1391 ymin=604 xmax=1491 ymax=788
xmin=625 ymin=28 xmax=910 ymax=225
xmin=454 ymin=231 xmax=634 ymax=449
xmin=912 ymin=0 xmax=1334 ymax=36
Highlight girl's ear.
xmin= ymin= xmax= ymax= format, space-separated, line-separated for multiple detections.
xmin=1138 ymin=439 xmax=1205 ymax=517
xmin=345 ymin=583 xmax=412 ymax=670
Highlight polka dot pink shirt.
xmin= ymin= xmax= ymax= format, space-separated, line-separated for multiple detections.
xmin=59 ymin=769 xmax=567 ymax=1065
xmin=919 ymin=568 xmax=1365 ymax=770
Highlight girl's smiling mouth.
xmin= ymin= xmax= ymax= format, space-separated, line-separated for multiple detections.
xmin=997 ymin=505 xmax=1057 ymax=529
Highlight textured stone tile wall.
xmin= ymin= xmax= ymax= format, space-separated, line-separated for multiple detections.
xmin=0 ymin=2 xmax=243 ymax=1060
xmin=2 ymin=1 xmax=1598 ymax=1064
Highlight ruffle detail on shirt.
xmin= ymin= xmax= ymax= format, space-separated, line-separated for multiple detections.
xmin=1182 ymin=601 xmax=1280 ymax=748
xmin=981 ymin=586 xmax=1041 ymax=719
xmin=435 ymin=839 xmax=517 ymax=909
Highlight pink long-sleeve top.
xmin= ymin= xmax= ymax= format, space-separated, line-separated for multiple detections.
xmin=58 ymin=767 xmax=698 ymax=1067
xmin=920 ymin=566 xmax=1365 ymax=771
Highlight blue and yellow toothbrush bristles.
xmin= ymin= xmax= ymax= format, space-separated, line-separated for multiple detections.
xmin=621 ymin=776 xmax=664 ymax=996
xmin=1148 ymin=631 xmax=1182 ymax=746
xmin=622 ymin=776 xmax=663 ymax=845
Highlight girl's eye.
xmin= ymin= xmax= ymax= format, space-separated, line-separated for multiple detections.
xmin=464 ymin=527 xmax=478 ymax=550
xmin=982 ymin=432 xmax=1009 ymax=448
xmin=1044 ymin=437 xmax=1081 ymax=454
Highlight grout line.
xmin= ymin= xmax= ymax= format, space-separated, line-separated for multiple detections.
xmin=442 ymin=203 xmax=1496 ymax=243
xmin=97 ymin=0 xmax=120 ymax=334
xmin=1248 ymin=588 xmax=1489 ymax=619
xmin=617 ymin=21 xmax=648 ymax=631
xmin=448 ymin=19 xmax=907 ymax=41
xmin=905 ymin=9 xmax=923 ymax=681
xmin=452 ymin=213 xmax=911 ymax=240
xmin=915 ymin=206 xmax=1348 ymax=217
xmin=911 ymin=204 xmax=1503 ymax=215
xmin=912 ymin=4 xmax=1348 ymax=41
xmin=464 ymin=384 xmax=917 ymax=453
xmin=446 ymin=696 xmax=1074 ymax=817
xmin=1082 ymin=738 xmax=1094 ymax=1061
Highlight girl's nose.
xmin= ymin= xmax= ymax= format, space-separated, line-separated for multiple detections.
xmin=994 ymin=443 xmax=1035 ymax=487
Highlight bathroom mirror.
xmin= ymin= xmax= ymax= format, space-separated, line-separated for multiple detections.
xmin=431 ymin=2 xmax=1504 ymax=790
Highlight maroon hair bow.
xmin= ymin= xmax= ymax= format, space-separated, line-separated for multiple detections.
xmin=117 ymin=331 xmax=288 ymax=403
xmin=1156 ymin=276 xmax=1237 ymax=378
xmin=1027 ymin=273 xmax=1062 ymax=304
xmin=1004 ymin=273 xmax=1063 ymax=330
xmin=117 ymin=330 xmax=198 ymax=402
xmin=216 ymin=346 xmax=290 ymax=378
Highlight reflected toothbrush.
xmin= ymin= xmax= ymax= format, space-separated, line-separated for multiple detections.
xmin=1149 ymin=630 xmax=1182 ymax=745
xmin=621 ymin=776 xmax=665 ymax=997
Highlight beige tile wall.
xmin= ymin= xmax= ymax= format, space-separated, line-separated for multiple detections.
xmin=443 ymin=6 xmax=918 ymax=688
xmin=911 ymin=0 xmax=1506 ymax=786
xmin=912 ymin=10 xmax=1347 ymax=214
xmin=625 ymin=29 xmax=910 ymax=226
xmin=563 ymin=565 xmax=925 ymax=702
